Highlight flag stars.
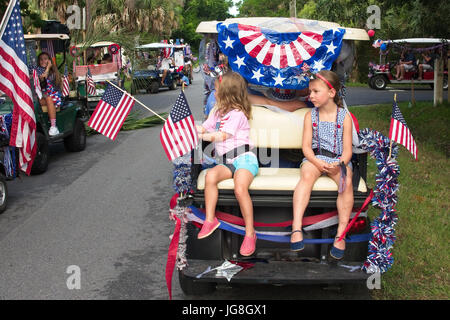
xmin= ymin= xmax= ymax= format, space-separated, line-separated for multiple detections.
xmin=311 ymin=59 xmax=325 ymax=72
xmin=233 ymin=55 xmax=246 ymax=69
xmin=273 ymin=73 xmax=286 ymax=86
xmin=326 ymin=42 xmax=338 ymax=54
xmin=251 ymin=68 xmax=263 ymax=82
xmin=223 ymin=36 xmax=235 ymax=49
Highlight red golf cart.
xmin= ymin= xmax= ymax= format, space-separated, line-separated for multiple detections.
xmin=368 ymin=38 xmax=448 ymax=90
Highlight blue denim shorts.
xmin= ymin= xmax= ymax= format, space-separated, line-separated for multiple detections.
xmin=218 ymin=152 xmax=259 ymax=177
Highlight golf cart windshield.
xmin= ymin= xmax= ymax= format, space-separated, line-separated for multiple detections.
xmin=24 ymin=33 xmax=70 ymax=70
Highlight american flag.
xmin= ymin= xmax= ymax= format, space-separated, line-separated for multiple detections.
xmin=160 ymin=91 xmax=198 ymax=161
xmin=62 ymin=65 xmax=70 ymax=97
xmin=389 ymin=101 xmax=418 ymax=160
xmin=86 ymin=67 xmax=96 ymax=95
xmin=41 ymin=40 xmax=54 ymax=58
xmin=87 ymin=84 xmax=134 ymax=141
xmin=0 ymin=0 xmax=36 ymax=175
xmin=32 ymin=68 xmax=42 ymax=99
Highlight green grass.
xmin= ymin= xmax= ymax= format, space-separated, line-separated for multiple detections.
xmin=349 ymin=101 xmax=450 ymax=300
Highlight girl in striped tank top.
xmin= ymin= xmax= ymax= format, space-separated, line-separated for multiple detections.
xmin=290 ymin=70 xmax=354 ymax=260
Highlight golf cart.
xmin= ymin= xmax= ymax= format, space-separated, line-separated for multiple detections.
xmin=0 ymin=97 xmax=13 ymax=213
xmin=22 ymin=34 xmax=87 ymax=174
xmin=177 ymin=18 xmax=371 ymax=295
xmin=368 ymin=38 xmax=449 ymax=90
xmin=131 ymin=42 xmax=180 ymax=94
xmin=73 ymin=41 xmax=122 ymax=113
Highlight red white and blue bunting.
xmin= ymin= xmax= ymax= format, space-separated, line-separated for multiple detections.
xmin=217 ymin=22 xmax=345 ymax=89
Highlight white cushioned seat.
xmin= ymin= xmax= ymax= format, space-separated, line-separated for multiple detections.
xmin=197 ymin=167 xmax=367 ymax=193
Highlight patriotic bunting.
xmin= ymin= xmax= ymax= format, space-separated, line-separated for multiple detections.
xmin=217 ymin=22 xmax=345 ymax=89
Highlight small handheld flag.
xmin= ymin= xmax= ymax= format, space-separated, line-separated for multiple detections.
xmin=33 ymin=68 xmax=43 ymax=99
xmin=86 ymin=67 xmax=96 ymax=95
xmin=389 ymin=99 xmax=417 ymax=160
xmin=88 ymin=84 xmax=135 ymax=140
xmin=160 ymin=91 xmax=198 ymax=161
xmin=62 ymin=65 xmax=70 ymax=97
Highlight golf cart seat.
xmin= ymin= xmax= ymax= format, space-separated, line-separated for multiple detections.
xmin=40 ymin=98 xmax=75 ymax=112
xmin=193 ymin=105 xmax=369 ymax=208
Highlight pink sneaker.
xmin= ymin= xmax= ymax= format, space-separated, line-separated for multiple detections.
xmin=197 ymin=217 xmax=220 ymax=239
xmin=240 ymin=233 xmax=257 ymax=256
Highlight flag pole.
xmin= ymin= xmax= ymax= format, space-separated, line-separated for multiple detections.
xmin=0 ymin=0 xmax=15 ymax=37
xmin=106 ymin=80 xmax=166 ymax=122
xmin=388 ymin=94 xmax=396 ymax=160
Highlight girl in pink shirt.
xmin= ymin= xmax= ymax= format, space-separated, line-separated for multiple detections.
xmin=196 ymin=72 xmax=259 ymax=256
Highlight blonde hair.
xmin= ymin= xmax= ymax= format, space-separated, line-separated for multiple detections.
xmin=215 ymin=72 xmax=251 ymax=119
xmin=313 ymin=70 xmax=343 ymax=108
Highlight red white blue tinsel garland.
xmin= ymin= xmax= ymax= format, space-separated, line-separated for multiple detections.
xmin=358 ymin=128 xmax=399 ymax=274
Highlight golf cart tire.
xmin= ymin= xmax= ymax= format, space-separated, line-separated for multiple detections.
xmin=169 ymin=81 xmax=177 ymax=90
xmin=31 ymin=131 xmax=49 ymax=175
xmin=0 ymin=175 xmax=8 ymax=214
xmin=372 ymin=75 xmax=388 ymax=90
xmin=150 ymin=81 xmax=159 ymax=94
xmin=178 ymin=270 xmax=216 ymax=296
xmin=64 ymin=118 xmax=87 ymax=152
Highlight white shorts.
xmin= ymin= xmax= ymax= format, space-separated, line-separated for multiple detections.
xmin=160 ymin=59 xmax=170 ymax=70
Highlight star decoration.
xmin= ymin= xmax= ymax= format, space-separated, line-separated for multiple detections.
xmin=294 ymin=74 xmax=308 ymax=84
xmin=223 ymin=36 xmax=234 ymax=49
xmin=326 ymin=42 xmax=338 ymax=54
xmin=331 ymin=27 xmax=341 ymax=35
xmin=251 ymin=68 xmax=263 ymax=82
xmin=311 ymin=59 xmax=325 ymax=72
xmin=273 ymin=73 xmax=285 ymax=86
xmin=233 ymin=55 xmax=246 ymax=69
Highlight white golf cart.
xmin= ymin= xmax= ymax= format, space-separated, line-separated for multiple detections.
xmin=177 ymin=17 xmax=372 ymax=295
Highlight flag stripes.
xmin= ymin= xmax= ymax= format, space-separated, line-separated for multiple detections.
xmin=88 ymin=84 xmax=134 ymax=141
xmin=62 ymin=65 xmax=69 ymax=97
xmin=0 ymin=0 xmax=36 ymax=175
xmin=389 ymin=101 xmax=417 ymax=160
xmin=159 ymin=91 xmax=198 ymax=161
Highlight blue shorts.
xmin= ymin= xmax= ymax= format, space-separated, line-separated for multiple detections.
xmin=218 ymin=152 xmax=259 ymax=177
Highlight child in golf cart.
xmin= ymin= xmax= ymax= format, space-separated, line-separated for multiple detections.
xmin=196 ymin=72 xmax=259 ymax=257
xmin=35 ymin=52 xmax=62 ymax=136
xmin=291 ymin=70 xmax=354 ymax=260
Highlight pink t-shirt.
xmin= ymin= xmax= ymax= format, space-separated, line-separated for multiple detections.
xmin=202 ymin=109 xmax=254 ymax=162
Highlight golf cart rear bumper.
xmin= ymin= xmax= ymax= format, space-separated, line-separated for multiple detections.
xmin=181 ymin=259 xmax=369 ymax=285
xmin=192 ymin=190 xmax=371 ymax=208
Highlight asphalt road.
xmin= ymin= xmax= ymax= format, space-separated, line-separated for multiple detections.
xmin=0 ymin=74 xmax=440 ymax=300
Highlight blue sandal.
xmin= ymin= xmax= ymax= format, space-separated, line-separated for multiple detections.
xmin=290 ymin=230 xmax=305 ymax=252
xmin=330 ymin=236 xmax=345 ymax=260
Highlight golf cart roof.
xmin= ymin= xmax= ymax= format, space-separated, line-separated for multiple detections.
xmin=390 ymin=38 xmax=450 ymax=44
xmin=24 ymin=34 xmax=70 ymax=40
xmin=75 ymin=41 xmax=115 ymax=48
xmin=136 ymin=42 xmax=186 ymax=50
xmin=195 ymin=20 xmax=222 ymax=33
xmin=195 ymin=17 xmax=368 ymax=41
